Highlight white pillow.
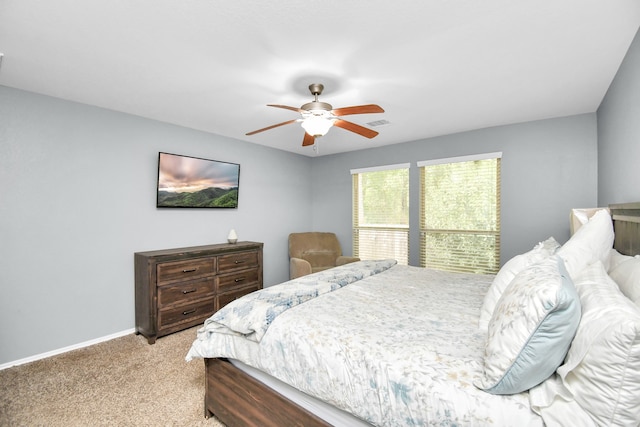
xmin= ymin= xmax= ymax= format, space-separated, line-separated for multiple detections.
xmin=569 ymin=207 xmax=608 ymax=236
xmin=609 ymin=255 xmax=640 ymax=307
xmin=556 ymin=209 xmax=613 ymax=279
xmin=475 ymin=256 xmax=581 ymax=395
xmin=608 ymin=248 xmax=634 ymax=272
xmin=478 ymin=237 xmax=559 ymax=331
xmin=554 ymin=262 xmax=640 ymax=425
xmin=529 ymin=375 xmax=597 ymax=426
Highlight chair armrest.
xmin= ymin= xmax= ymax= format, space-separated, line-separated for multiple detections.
xmin=336 ymin=256 xmax=360 ymax=266
xmin=290 ymin=257 xmax=312 ymax=279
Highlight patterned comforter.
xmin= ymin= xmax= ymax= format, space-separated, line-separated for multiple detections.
xmin=186 ymin=260 xmax=543 ymax=426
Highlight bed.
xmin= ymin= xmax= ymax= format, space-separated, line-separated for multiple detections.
xmin=186 ymin=202 xmax=640 ymax=426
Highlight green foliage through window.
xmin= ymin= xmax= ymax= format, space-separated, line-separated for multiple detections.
xmin=352 ymin=165 xmax=409 ymax=265
xmin=419 ymin=156 xmax=501 ymax=274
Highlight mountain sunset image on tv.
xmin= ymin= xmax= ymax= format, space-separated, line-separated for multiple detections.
xmin=157 ymin=152 xmax=240 ymax=208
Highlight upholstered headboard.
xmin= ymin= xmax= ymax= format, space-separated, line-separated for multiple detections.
xmin=609 ymin=202 xmax=640 ymax=256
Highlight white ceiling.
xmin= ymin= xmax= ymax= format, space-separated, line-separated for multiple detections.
xmin=1 ymin=1 xmax=639 ymax=157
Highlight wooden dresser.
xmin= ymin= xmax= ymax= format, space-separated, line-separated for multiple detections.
xmin=135 ymin=241 xmax=263 ymax=344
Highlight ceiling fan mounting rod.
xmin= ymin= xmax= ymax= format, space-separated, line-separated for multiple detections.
xmin=308 ymin=83 xmax=324 ymax=98
xmin=302 ymin=83 xmax=332 ymax=112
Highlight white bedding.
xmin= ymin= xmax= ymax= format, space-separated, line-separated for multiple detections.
xmin=187 ymin=261 xmax=543 ymax=426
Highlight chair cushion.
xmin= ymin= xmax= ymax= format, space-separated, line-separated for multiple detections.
xmin=302 ymin=250 xmax=339 ymax=270
xmin=289 ymin=232 xmax=343 ymax=259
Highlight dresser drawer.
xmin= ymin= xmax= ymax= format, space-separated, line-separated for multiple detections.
xmin=157 ymin=258 xmax=216 ymax=285
xmin=158 ymin=277 xmax=215 ymax=307
xmin=158 ymin=297 xmax=216 ymax=329
xmin=218 ymin=285 xmax=260 ymax=310
xmin=217 ymin=268 xmax=260 ymax=293
xmin=218 ymin=251 xmax=258 ymax=272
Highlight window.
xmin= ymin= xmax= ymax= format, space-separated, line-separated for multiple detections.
xmin=351 ymin=164 xmax=409 ymax=265
xmin=418 ymin=153 xmax=501 ymax=274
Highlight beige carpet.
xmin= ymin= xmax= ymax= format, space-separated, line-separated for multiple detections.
xmin=0 ymin=327 xmax=225 ymax=427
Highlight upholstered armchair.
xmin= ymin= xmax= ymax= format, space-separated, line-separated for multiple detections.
xmin=288 ymin=232 xmax=360 ymax=279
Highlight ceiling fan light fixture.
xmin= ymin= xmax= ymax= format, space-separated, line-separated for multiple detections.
xmin=300 ymin=114 xmax=334 ymax=137
xmin=246 ymin=82 xmax=384 ymax=146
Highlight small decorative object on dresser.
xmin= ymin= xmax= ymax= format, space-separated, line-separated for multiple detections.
xmin=134 ymin=241 xmax=263 ymax=344
xmin=227 ymin=229 xmax=238 ymax=244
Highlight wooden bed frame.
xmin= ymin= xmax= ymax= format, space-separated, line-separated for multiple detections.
xmin=609 ymin=202 xmax=640 ymax=256
xmin=204 ymin=358 xmax=330 ymax=426
xmin=203 ymin=202 xmax=640 ymax=427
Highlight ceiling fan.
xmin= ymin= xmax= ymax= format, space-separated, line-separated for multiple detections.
xmin=246 ymin=83 xmax=385 ymax=147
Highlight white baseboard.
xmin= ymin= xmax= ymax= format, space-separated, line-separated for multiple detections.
xmin=0 ymin=328 xmax=137 ymax=371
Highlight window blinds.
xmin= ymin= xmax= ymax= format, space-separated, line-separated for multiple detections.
xmin=419 ymin=155 xmax=501 ymax=274
xmin=352 ymin=165 xmax=409 ymax=265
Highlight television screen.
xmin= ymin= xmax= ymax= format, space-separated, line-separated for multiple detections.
xmin=156 ymin=152 xmax=240 ymax=208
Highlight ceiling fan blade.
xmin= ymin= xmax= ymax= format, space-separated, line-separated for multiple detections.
xmin=331 ymin=104 xmax=384 ymax=116
xmin=268 ymin=104 xmax=305 ymax=113
xmin=246 ymin=119 xmax=297 ymax=135
xmin=333 ymin=119 xmax=379 ymax=139
xmin=302 ymin=132 xmax=315 ymax=146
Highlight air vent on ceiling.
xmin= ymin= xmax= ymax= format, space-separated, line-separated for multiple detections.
xmin=366 ymin=119 xmax=390 ymax=127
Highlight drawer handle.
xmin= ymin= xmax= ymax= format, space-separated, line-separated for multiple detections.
xmin=182 ymin=288 xmax=197 ymax=294
xmin=234 ymin=277 xmax=246 ymax=283
xmin=182 ymin=308 xmax=197 ymax=315
xmin=234 ymin=260 xmax=245 ymax=264
xmin=182 ymin=267 xmax=198 ymax=273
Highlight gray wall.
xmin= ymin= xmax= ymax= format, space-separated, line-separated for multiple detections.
xmin=598 ymin=29 xmax=640 ymax=205
xmin=7 ymin=24 xmax=640 ymax=364
xmin=0 ymin=86 xmax=313 ymax=364
xmin=0 ymin=85 xmax=601 ymax=366
xmin=311 ymin=114 xmax=598 ymax=266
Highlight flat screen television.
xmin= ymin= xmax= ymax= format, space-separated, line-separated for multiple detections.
xmin=156 ymin=152 xmax=240 ymax=208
